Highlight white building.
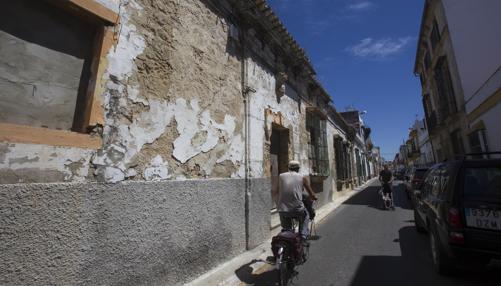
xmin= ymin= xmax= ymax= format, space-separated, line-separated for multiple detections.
xmin=442 ymin=0 xmax=501 ymax=154
xmin=415 ymin=119 xmax=434 ymax=166
xmin=415 ymin=0 xmax=501 ymax=158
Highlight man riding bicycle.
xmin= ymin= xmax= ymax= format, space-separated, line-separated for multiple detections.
xmin=379 ymin=165 xmax=393 ymax=201
xmin=276 ymin=160 xmax=317 ymax=241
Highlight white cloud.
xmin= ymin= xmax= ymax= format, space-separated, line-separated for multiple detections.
xmin=347 ymin=37 xmax=413 ymax=58
xmin=347 ymin=1 xmax=374 ymax=11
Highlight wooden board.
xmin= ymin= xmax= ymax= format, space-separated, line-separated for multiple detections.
xmin=0 ymin=123 xmax=102 ymax=149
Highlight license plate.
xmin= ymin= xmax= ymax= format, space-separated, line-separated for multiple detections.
xmin=465 ymin=208 xmax=501 ymax=230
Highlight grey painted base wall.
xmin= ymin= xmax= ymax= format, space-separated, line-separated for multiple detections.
xmin=248 ymin=178 xmax=271 ymax=249
xmin=0 ymin=178 xmax=270 ymax=286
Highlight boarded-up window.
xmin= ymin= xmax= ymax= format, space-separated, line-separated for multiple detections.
xmin=0 ymin=0 xmax=98 ymax=132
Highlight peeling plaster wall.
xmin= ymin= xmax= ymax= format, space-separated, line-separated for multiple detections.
xmin=92 ymin=0 xmax=245 ymax=183
xmin=245 ymin=50 xmax=353 ymax=208
xmin=1 ymin=0 xmax=245 ymax=184
xmin=247 ymin=58 xmax=309 ymax=178
xmin=0 ymin=143 xmax=93 ymax=184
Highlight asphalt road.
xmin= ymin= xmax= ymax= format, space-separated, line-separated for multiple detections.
xmin=238 ymin=180 xmax=501 ymax=286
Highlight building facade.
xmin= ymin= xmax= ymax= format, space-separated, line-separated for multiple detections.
xmin=414 ymin=0 xmax=501 ymax=161
xmin=339 ymin=110 xmax=373 ymax=185
xmin=441 ymin=0 xmax=501 ymax=155
xmin=415 ymin=119 xmax=435 ymax=166
xmin=0 ymin=1 xmax=374 ymax=285
xmin=414 ymin=0 xmax=468 ymax=162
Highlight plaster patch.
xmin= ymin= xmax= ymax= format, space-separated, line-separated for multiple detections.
xmin=127 ymin=85 xmax=149 ymax=106
xmin=102 ymin=166 xmax=125 ymax=183
xmin=172 ymin=100 xmax=239 ymax=164
xmin=106 ymin=1 xmax=145 ymax=80
xmin=235 ymin=164 xmax=245 ymax=178
xmin=143 ymin=155 xmax=169 ymax=181
xmin=94 ymin=96 xmax=244 ymax=182
xmin=92 ymin=99 xmax=175 ymax=181
xmin=89 ymin=0 xmax=154 ymax=183
xmin=126 ymin=168 xmax=138 ymax=178
xmin=216 ymin=134 xmax=243 ymax=163
xmin=1 ymin=143 xmax=93 ymax=182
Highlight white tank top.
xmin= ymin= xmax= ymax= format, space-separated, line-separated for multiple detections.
xmin=277 ymin=171 xmax=305 ymax=212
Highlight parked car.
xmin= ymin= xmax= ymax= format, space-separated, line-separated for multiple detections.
xmin=394 ymin=169 xmax=405 ymax=180
xmin=413 ymin=154 xmax=501 ymax=274
xmin=404 ymin=167 xmax=414 ymax=181
xmin=405 ymin=167 xmax=429 ymax=200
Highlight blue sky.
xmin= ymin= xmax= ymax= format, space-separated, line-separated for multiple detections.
xmin=268 ymin=0 xmax=425 ymax=160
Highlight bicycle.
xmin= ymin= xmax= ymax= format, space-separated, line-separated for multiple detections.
xmin=271 ymin=213 xmax=310 ymax=286
xmin=379 ymin=182 xmax=394 ymax=210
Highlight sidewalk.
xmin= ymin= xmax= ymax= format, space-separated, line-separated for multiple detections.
xmin=185 ymin=178 xmax=377 ymax=286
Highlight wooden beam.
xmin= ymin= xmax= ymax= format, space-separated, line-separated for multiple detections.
xmin=87 ymin=27 xmax=115 ymax=127
xmin=0 ymin=123 xmax=102 ymax=149
xmin=68 ymin=0 xmax=119 ymax=25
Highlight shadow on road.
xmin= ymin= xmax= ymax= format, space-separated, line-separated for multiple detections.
xmin=349 ymin=226 xmax=501 ymax=286
xmin=342 ymin=182 xmax=413 ymax=211
xmin=235 ymin=260 xmax=278 ymax=286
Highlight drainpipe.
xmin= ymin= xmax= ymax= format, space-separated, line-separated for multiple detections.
xmin=240 ymin=25 xmax=251 ymax=250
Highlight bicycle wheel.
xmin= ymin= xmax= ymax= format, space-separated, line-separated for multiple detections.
xmin=384 ymin=196 xmax=391 ymax=210
xmin=301 ymin=243 xmax=310 ymax=264
xmin=277 ymin=253 xmax=290 ymax=286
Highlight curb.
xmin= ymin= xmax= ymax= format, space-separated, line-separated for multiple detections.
xmin=185 ymin=178 xmax=378 ymax=286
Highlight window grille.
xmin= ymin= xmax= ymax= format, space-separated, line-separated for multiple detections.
xmin=307 ymin=111 xmax=330 ymax=177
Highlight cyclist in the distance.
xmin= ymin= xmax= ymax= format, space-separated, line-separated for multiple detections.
xmin=379 ymin=165 xmax=393 ymax=201
xmin=277 ymin=160 xmax=317 ymax=241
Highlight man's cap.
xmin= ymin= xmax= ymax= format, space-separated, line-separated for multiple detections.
xmin=288 ymin=160 xmax=300 ymax=169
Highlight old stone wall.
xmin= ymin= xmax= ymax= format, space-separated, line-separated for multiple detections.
xmin=0 ymin=0 xmax=245 ymax=184
xmin=92 ymin=0 xmax=246 ymax=183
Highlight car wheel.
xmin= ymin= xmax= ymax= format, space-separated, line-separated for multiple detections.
xmin=429 ymin=229 xmax=455 ymax=275
xmin=414 ymin=210 xmax=426 ymax=233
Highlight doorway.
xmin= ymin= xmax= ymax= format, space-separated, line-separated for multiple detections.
xmin=270 ymin=124 xmax=289 ymax=207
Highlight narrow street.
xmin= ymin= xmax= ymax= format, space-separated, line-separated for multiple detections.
xmin=240 ymin=180 xmax=501 ymax=286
